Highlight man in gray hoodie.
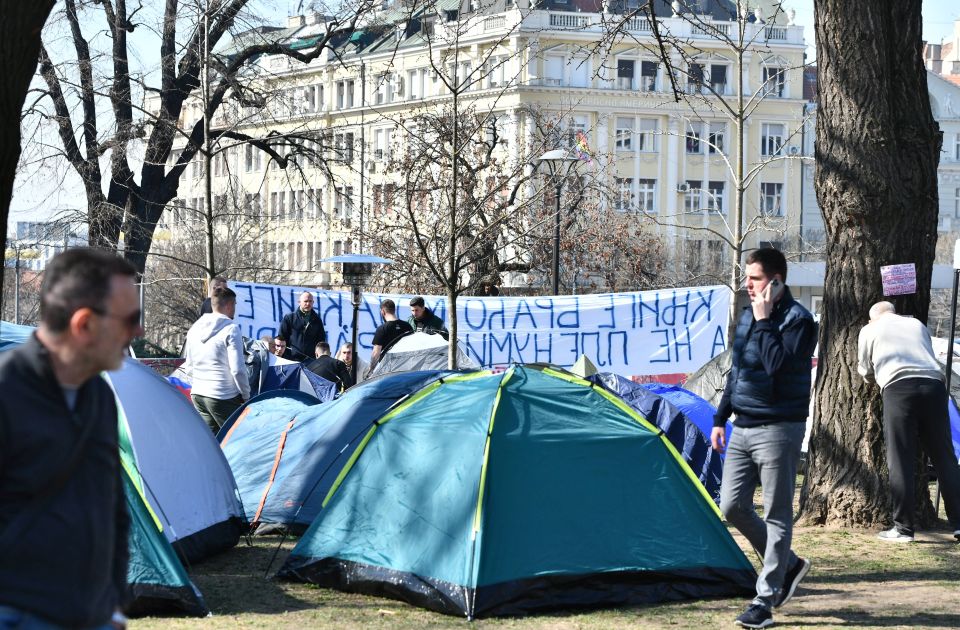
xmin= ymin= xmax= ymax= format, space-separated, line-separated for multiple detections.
xmin=183 ymin=287 xmax=250 ymax=432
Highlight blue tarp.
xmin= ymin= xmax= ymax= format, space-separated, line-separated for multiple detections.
xmin=590 ymin=374 xmax=723 ymax=502
xmin=0 ymin=321 xmax=34 ymax=352
xmin=948 ymin=397 xmax=960 ymax=462
xmin=219 ymin=370 xmax=453 ymax=531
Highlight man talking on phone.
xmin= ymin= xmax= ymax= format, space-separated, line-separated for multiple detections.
xmin=712 ymin=247 xmax=818 ymax=629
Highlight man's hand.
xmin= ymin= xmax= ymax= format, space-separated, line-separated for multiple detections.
xmin=752 ymin=281 xmax=775 ymax=321
xmin=711 ymin=426 xmax=727 ymax=453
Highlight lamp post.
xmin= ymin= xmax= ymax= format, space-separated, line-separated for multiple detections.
xmin=321 ymin=254 xmax=392 ymax=384
xmin=536 ymin=148 xmax=580 ymax=295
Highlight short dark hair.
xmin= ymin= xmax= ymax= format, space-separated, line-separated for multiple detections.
xmin=409 ymin=296 xmax=425 ymax=308
xmin=746 ymin=247 xmax=788 ymax=282
xmin=211 ymin=286 xmax=237 ymax=310
xmin=40 ymin=248 xmax=137 ymax=333
xmin=315 ymin=341 xmax=331 ymax=355
xmin=381 ymin=299 xmax=396 ymax=314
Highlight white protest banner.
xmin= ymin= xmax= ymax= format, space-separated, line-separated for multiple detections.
xmin=880 ymin=263 xmax=917 ymax=296
xmin=230 ymin=283 xmax=732 ymax=377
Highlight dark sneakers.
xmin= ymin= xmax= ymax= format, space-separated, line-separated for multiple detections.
xmin=735 ymin=604 xmax=774 ymax=629
xmin=775 ymin=556 xmax=812 ymax=608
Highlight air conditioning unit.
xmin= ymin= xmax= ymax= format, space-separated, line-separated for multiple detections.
xmin=677 ymin=182 xmax=691 ymax=193
xmin=788 ymin=146 xmax=801 ymax=155
xmin=366 ymin=160 xmax=376 ymax=173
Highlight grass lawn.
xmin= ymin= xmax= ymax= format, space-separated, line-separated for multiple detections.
xmin=131 ymin=514 xmax=959 ymax=629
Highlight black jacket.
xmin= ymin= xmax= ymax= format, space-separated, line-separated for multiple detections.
xmin=407 ymin=308 xmax=448 ymax=336
xmin=714 ymin=286 xmax=817 ymax=427
xmin=0 ymin=335 xmax=129 ymax=626
xmin=279 ymin=309 xmax=327 ymax=361
xmin=305 ymin=355 xmax=354 ymax=390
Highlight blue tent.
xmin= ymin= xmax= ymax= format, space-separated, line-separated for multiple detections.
xmin=218 ymin=371 xmax=453 ymax=532
xmin=262 ymin=361 xmax=338 ymax=400
xmin=643 ymin=381 xmax=732 ymax=454
xmin=948 ymin=397 xmax=960 ymax=462
xmin=279 ymin=365 xmax=755 ymax=618
xmin=590 ymin=374 xmax=723 ymax=502
xmin=0 ymin=321 xmax=33 ymax=352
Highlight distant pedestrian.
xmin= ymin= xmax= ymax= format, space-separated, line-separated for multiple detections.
xmin=370 ymin=299 xmax=413 ymax=371
xmin=183 ymin=286 xmax=250 ymax=432
xmin=336 ymin=342 xmax=368 ymax=385
xmin=305 ymin=342 xmax=354 ymax=391
xmin=858 ymin=301 xmax=960 ymax=543
xmin=0 ymin=248 xmax=138 ymax=629
xmin=407 ymin=296 xmax=447 ymax=337
xmin=198 ymin=275 xmax=227 ymax=319
xmin=279 ymin=291 xmax=326 ymax=361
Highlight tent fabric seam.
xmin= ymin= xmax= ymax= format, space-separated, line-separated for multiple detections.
xmin=254 ymin=419 xmax=295 ymax=524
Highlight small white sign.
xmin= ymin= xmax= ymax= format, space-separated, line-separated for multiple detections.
xmin=880 ymin=263 xmax=917 ymax=296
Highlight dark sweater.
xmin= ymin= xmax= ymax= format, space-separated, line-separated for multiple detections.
xmin=0 ymin=335 xmax=129 ymax=626
xmin=279 ymin=309 xmax=327 ymax=361
xmin=714 ymin=287 xmax=817 ymax=428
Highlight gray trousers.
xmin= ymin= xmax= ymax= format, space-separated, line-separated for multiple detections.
xmin=192 ymin=393 xmax=244 ymax=434
xmin=882 ymin=377 xmax=960 ymax=534
xmin=720 ymin=421 xmax=805 ymax=609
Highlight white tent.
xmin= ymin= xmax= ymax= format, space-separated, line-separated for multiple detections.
xmin=369 ymin=332 xmax=478 ymax=376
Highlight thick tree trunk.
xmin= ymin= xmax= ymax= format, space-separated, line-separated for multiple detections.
xmin=800 ymin=0 xmax=941 ymax=526
xmin=0 ymin=2 xmax=56 ymax=315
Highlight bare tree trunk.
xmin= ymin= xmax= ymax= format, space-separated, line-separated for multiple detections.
xmin=0 ymin=2 xmax=55 ymax=316
xmin=800 ymin=0 xmax=941 ymax=526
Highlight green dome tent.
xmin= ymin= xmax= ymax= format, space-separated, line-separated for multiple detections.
xmin=122 ymin=460 xmax=207 ymax=616
xmin=279 ymin=365 xmax=755 ymax=618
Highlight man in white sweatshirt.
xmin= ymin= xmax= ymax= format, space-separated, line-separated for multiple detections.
xmin=183 ymin=286 xmax=250 ymax=432
xmin=858 ymin=301 xmax=960 ymax=543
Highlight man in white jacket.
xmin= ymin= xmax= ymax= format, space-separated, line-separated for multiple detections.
xmin=183 ymin=286 xmax=250 ymax=432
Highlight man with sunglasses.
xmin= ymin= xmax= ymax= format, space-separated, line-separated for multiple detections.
xmin=0 ymin=248 xmax=141 ymax=629
xmin=183 ymin=286 xmax=250 ymax=432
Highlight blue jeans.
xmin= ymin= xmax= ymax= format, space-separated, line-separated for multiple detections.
xmin=719 ymin=421 xmax=805 ymax=609
xmin=0 ymin=606 xmax=113 ymax=630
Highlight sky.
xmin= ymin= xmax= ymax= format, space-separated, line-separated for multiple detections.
xmin=8 ymin=0 xmax=960 ymax=232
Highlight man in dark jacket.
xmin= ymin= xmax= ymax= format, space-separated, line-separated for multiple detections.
xmin=407 ymin=295 xmax=447 ymax=337
xmin=0 ymin=248 xmax=139 ymax=629
xmin=279 ymin=291 xmax=326 ymax=361
xmin=305 ymin=342 xmax=354 ymax=391
xmin=711 ymin=248 xmax=817 ymax=629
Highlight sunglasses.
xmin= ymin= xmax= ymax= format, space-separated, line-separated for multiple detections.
xmin=91 ymin=307 xmax=142 ymax=330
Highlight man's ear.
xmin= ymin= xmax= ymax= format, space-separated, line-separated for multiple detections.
xmin=69 ymin=308 xmax=96 ymax=341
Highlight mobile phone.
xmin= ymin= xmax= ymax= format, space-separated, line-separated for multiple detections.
xmin=768 ymin=278 xmax=784 ymax=301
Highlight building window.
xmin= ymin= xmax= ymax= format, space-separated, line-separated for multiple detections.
xmin=707 ymin=239 xmax=724 ymax=270
xmin=615 ymin=117 xmax=633 ymax=151
xmin=564 ymin=116 xmax=588 ymax=149
xmin=761 ymin=123 xmax=785 ymax=156
xmin=762 ymin=67 xmax=786 ymax=97
xmin=685 ymin=239 xmax=703 ymax=273
xmin=545 ymin=55 xmax=564 ymax=86
xmin=686 ymin=122 xmax=703 ymax=153
xmin=955 ymin=133 xmax=960 ymax=161
xmin=708 ymin=122 xmax=725 ymax=154
xmin=687 ymin=63 xmax=704 ymax=93
xmin=614 ymin=177 xmax=633 ymax=211
xmin=710 ymin=64 xmax=729 ymax=95
xmin=760 ymin=182 xmax=784 ymax=216
xmin=954 ymin=187 xmax=960 ymax=219
xmin=758 ymin=240 xmax=783 ymax=252
xmin=641 ymin=61 xmax=658 ymax=91
xmin=638 ymin=179 xmax=657 ymax=213
xmin=244 ymin=144 xmax=262 ymax=172
xmin=374 ymin=128 xmax=392 ymax=161
xmin=707 ymin=180 xmax=725 ymax=213
xmin=334 ymin=240 xmax=343 ymax=256
xmin=638 ymin=118 xmax=658 ymax=152
xmin=684 ymin=180 xmax=702 ymax=212
xmin=616 ymin=59 xmax=635 ymax=90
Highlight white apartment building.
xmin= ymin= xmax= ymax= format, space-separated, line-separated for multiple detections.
xmin=162 ymin=0 xmax=808 ymax=291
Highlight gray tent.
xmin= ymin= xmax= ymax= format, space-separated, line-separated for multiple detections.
xmin=369 ymin=332 xmax=478 ymax=376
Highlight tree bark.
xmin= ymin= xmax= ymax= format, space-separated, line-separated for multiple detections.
xmin=800 ymin=0 xmax=941 ymax=526
xmin=0 ymin=1 xmax=56 ymax=316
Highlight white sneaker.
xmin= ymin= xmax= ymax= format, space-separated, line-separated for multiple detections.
xmin=877 ymin=527 xmax=914 ymax=543
xmin=953 ymin=529 xmax=959 ymax=542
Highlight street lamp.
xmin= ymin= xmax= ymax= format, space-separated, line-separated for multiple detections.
xmin=536 ymin=148 xmax=580 ymax=295
xmin=321 ymin=253 xmax=392 ymax=384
